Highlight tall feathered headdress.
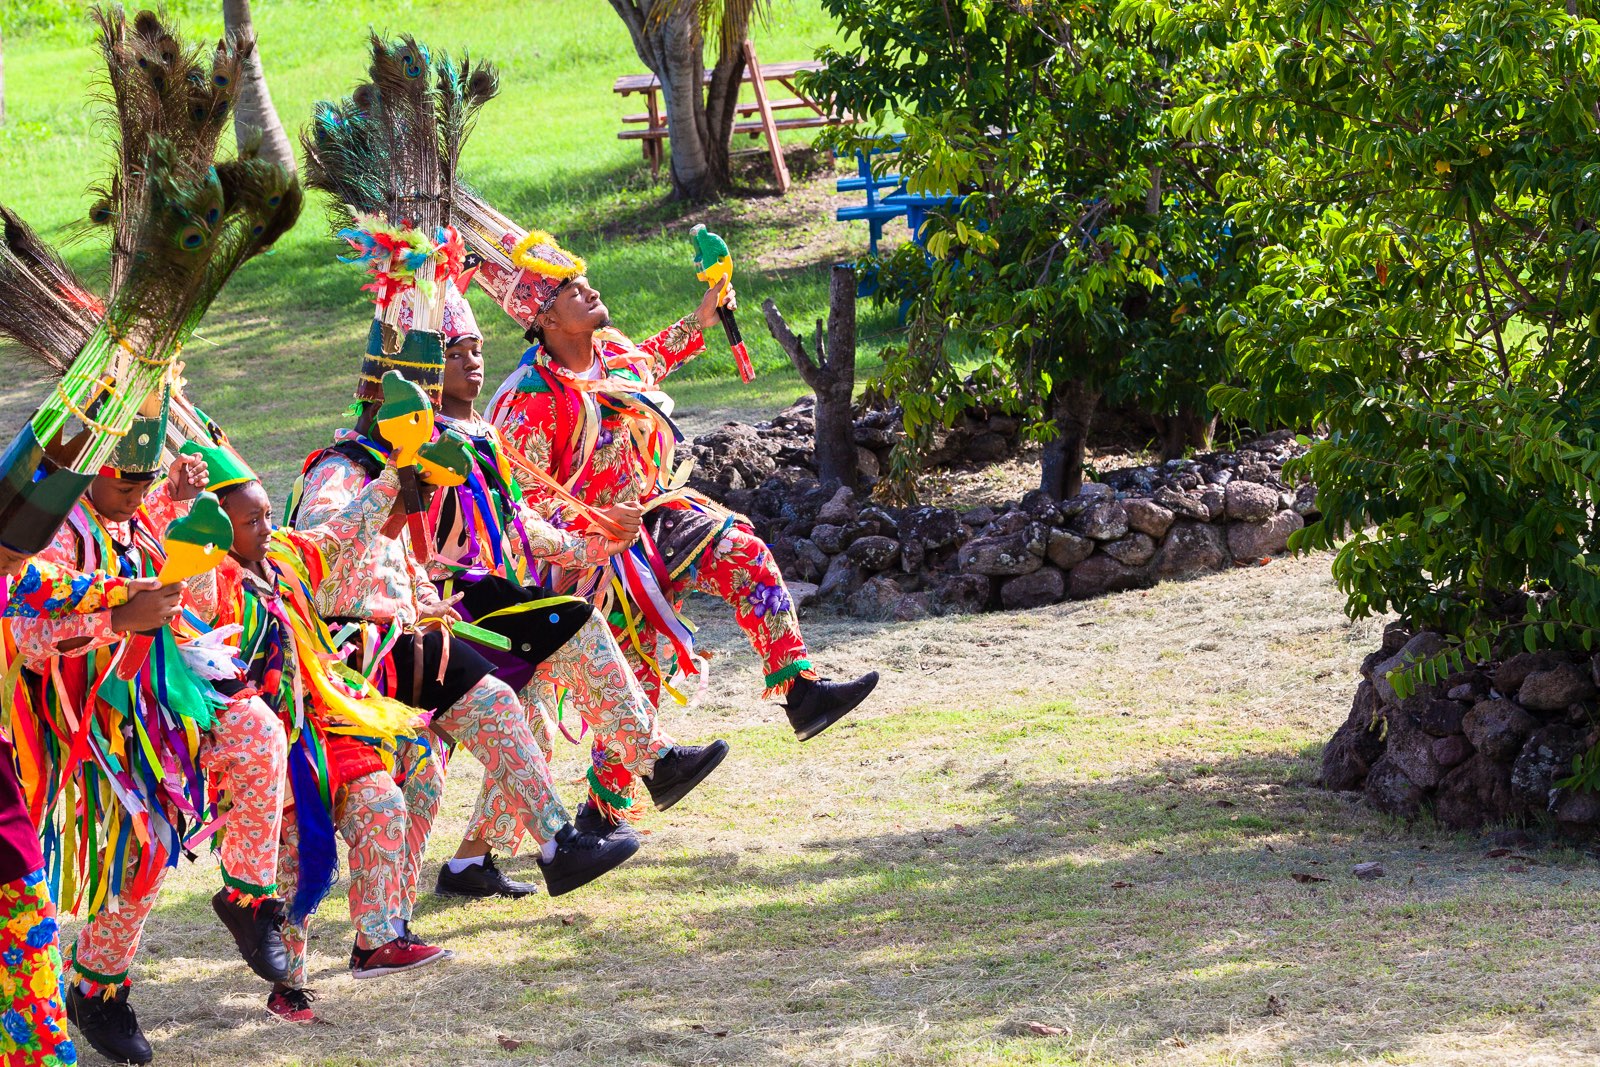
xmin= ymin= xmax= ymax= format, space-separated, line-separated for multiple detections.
xmin=302 ymin=37 xmax=498 ymax=402
xmin=0 ymin=5 xmax=301 ymax=552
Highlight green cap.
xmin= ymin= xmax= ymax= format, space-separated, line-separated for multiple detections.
xmin=103 ymin=389 xmax=170 ymax=479
xmin=179 ymin=438 xmax=256 ymax=494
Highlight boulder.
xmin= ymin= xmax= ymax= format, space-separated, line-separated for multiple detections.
xmin=1556 ymin=789 xmax=1600 ymax=828
xmin=900 ymin=539 xmax=926 ymax=573
xmin=1124 ymin=498 xmax=1175 ymax=539
xmin=1102 ymin=532 xmax=1157 ymax=567
xmin=1153 ymin=486 xmax=1209 ymax=522
xmin=1363 ymin=755 xmax=1424 ymax=816
xmin=1510 ymin=725 xmax=1586 ymax=812
xmin=1199 ymin=486 xmax=1227 ymax=520
xmin=1226 ymin=510 xmax=1304 ymax=561
xmin=1020 ymin=489 xmax=1063 ymax=525
xmin=892 ymin=592 xmax=934 ymax=622
xmin=1369 ymin=631 xmax=1448 ymax=706
xmin=810 ymin=523 xmax=846 ymax=555
xmin=846 ymin=535 xmax=900 ymax=572
xmin=1408 ymin=697 xmax=1469 ymax=738
xmin=960 ymin=506 xmax=996 ymax=528
xmin=1382 ymin=708 xmax=1442 ymax=789
xmin=847 ymin=576 xmax=904 ymax=620
xmin=856 ymin=447 xmax=881 ymax=481
xmin=907 ymin=507 xmax=963 ymax=550
xmin=858 ymin=506 xmax=901 ymax=537
xmin=1068 ymin=501 xmax=1130 ymax=542
xmin=1321 ymin=681 xmax=1385 ymax=790
xmin=1433 ymin=755 xmax=1516 ymax=830
xmin=787 ymin=581 xmax=820 ymax=612
xmin=967 ymin=432 xmax=1009 ymax=463
xmin=1291 ymin=482 xmax=1320 ymax=518
xmin=818 ymin=555 xmax=863 ymax=601
xmin=1517 ymin=662 xmax=1596 ymax=712
xmin=958 ymin=532 xmax=1043 ymax=577
xmin=1045 ymin=529 xmax=1094 ymax=570
xmin=1462 ymin=699 xmax=1536 ymax=761
xmin=1493 ymin=651 xmax=1565 ymax=701
xmin=931 ymin=573 xmax=992 ymax=615
xmin=1067 ymin=555 xmax=1149 ymax=600
xmin=791 ymin=539 xmax=829 ymax=583
xmin=1431 ymin=734 xmax=1473 ymax=770
xmin=987 ymin=511 xmax=1032 ymax=536
xmin=816 ymin=486 xmax=857 ymax=525
xmin=1150 ymin=521 xmax=1228 ymax=579
xmin=841 ymin=519 xmax=882 ymax=546
xmin=1000 ymin=567 xmax=1065 ymax=610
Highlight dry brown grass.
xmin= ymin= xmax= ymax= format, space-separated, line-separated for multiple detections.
xmin=68 ymin=553 xmax=1600 ymax=1067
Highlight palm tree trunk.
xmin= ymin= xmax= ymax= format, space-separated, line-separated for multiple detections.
xmin=222 ymin=0 xmax=295 ymax=172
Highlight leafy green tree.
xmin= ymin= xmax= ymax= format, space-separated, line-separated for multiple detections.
xmin=810 ymin=0 xmax=1250 ymax=499
xmin=1125 ymin=0 xmax=1600 ymax=669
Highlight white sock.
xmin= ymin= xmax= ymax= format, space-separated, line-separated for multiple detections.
xmin=446 ymin=855 xmax=486 ymax=874
xmin=539 ymin=838 xmax=557 ymax=863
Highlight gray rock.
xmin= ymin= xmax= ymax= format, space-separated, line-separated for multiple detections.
xmin=847 ymin=576 xmax=904 ymax=619
xmin=1068 ymin=501 xmax=1130 ymax=542
xmin=1124 ymin=498 xmax=1175 ymax=539
xmin=1102 ymin=532 xmax=1157 ymax=567
xmin=1045 ymin=529 xmax=1094 ymax=570
xmin=987 ymin=511 xmax=1032 ymax=536
xmin=1150 ymin=521 xmax=1229 ymax=579
xmin=907 ymin=507 xmax=963 ymax=550
xmin=967 ymin=432 xmax=1009 ymax=463
xmin=1493 ymin=651 xmax=1565 ymax=700
xmin=1363 ymin=755 xmax=1424 ymax=816
xmin=1066 ymin=555 xmax=1150 ymax=600
xmin=816 ymin=486 xmax=857 ymax=525
xmin=856 ymin=446 xmax=881 ymax=481
xmin=1226 ymin=510 xmax=1304 ymax=561
xmin=846 ymin=535 xmax=900 ymax=571
xmin=1383 ymin=708 xmax=1443 ymax=789
xmin=960 ymin=506 xmax=995 ymax=527
xmin=787 ymin=581 xmax=820 ymax=612
xmin=1462 ymin=699 xmax=1536 ymax=761
xmin=1370 ymin=631 xmax=1448 ymax=706
xmin=1556 ymin=789 xmax=1600 ymax=827
xmin=1020 ymin=489 xmax=1063 ymax=525
xmin=841 ymin=519 xmax=881 ymax=546
xmin=792 ymin=539 xmax=829 ymax=583
xmin=1199 ymin=486 xmax=1227 ymax=520
xmin=858 ymin=506 xmax=901 ymax=537
xmin=1409 ymin=697 xmax=1469 ymax=738
xmin=1517 ymin=662 xmax=1597 ymax=711
xmin=1434 ymin=755 xmax=1516 ymax=830
xmin=1224 ymin=480 xmax=1282 ymax=523
xmin=893 ymin=593 xmax=934 ymax=622
xmin=900 ymin=539 xmax=926 ymax=574
xmin=1292 ymin=482 xmax=1320 ymax=518
xmin=1000 ymin=567 xmax=1065 ymax=610
xmin=1154 ymin=486 xmax=1210 ymax=521
xmin=1321 ymin=681 xmax=1385 ymax=790
xmin=1510 ymin=725 xmax=1586 ymax=812
xmin=958 ymin=532 xmax=1044 ymax=577
xmin=818 ymin=555 xmax=863 ymax=600
xmin=1432 ymin=734 xmax=1472 ymax=769
xmin=931 ymin=573 xmax=991 ymax=615
xmin=810 ymin=523 xmax=846 ymax=555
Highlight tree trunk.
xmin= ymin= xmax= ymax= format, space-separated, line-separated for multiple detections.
xmin=609 ymin=0 xmax=727 ymax=201
xmin=223 ymin=0 xmax=295 ymax=172
xmin=762 ymin=265 xmax=860 ymax=488
xmin=1038 ymin=379 xmax=1099 ymax=500
xmin=703 ymin=42 xmax=746 ymax=191
xmin=1154 ymin=404 xmax=1215 ymax=462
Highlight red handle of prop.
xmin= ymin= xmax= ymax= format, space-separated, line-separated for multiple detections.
xmin=114 ymin=632 xmax=157 ymax=682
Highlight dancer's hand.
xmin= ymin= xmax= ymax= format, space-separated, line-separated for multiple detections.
xmin=111 ymin=580 xmax=183 ymax=632
xmin=598 ymin=502 xmax=644 ymax=542
xmin=694 ymin=277 xmax=736 ymax=331
xmin=418 ymin=600 xmax=462 ymax=624
xmin=167 ymin=453 xmax=209 ymax=502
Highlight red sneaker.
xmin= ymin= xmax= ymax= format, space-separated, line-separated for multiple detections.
xmin=266 ymin=986 xmax=316 ymax=1023
xmin=349 ymin=935 xmax=453 ymax=979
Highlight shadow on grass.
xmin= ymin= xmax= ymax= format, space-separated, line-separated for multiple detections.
xmin=120 ymin=751 xmax=1600 ymax=1066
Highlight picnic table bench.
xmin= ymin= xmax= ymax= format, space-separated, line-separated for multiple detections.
xmin=613 ymin=44 xmax=849 ymax=192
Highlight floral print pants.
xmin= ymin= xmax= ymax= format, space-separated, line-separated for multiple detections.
xmin=72 ymin=697 xmax=286 ymax=986
xmin=394 ymin=741 xmax=444 ymax=925
xmin=432 ymin=677 xmax=573 ymax=847
xmin=277 ymin=770 xmax=411 ymax=988
xmin=0 ymin=869 xmax=75 ymax=1066
xmin=467 ymin=612 xmax=671 ymax=853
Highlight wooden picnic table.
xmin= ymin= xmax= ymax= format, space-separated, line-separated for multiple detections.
xmin=613 ymin=44 xmax=848 ymax=193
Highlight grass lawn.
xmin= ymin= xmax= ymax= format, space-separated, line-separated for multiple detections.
xmin=1 ymin=0 xmax=900 ymax=498
xmin=72 ymin=553 xmax=1600 ymax=1066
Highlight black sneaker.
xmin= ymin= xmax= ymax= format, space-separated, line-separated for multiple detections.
xmin=211 ymin=889 xmax=290 ymax=983
xmin=538 ymin=823 xmax=640 ymax=897
xmin=575 ymin=800 xmax=638 ymax=839
xmin=784 ymin=671 xmax=879 ymax=741
xmin=66 ymin=982 xmax=152 ymax=1065
xmin=643 ymin=741 xmax=729 ymax=811
xmin=435 ymin=853 xmax=538 ymax=899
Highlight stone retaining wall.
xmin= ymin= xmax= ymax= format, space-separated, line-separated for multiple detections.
xmin=1322 ymin=629 xmax=1600 ymax=833
xmin=688 ymin=401 xmax=1318 ymax=620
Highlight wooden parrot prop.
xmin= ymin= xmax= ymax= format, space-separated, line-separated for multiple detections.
xmin=691 ymin=224 xmax=754 ymax=382
xmin=375 ymin=371 xmax=436 ymax=561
